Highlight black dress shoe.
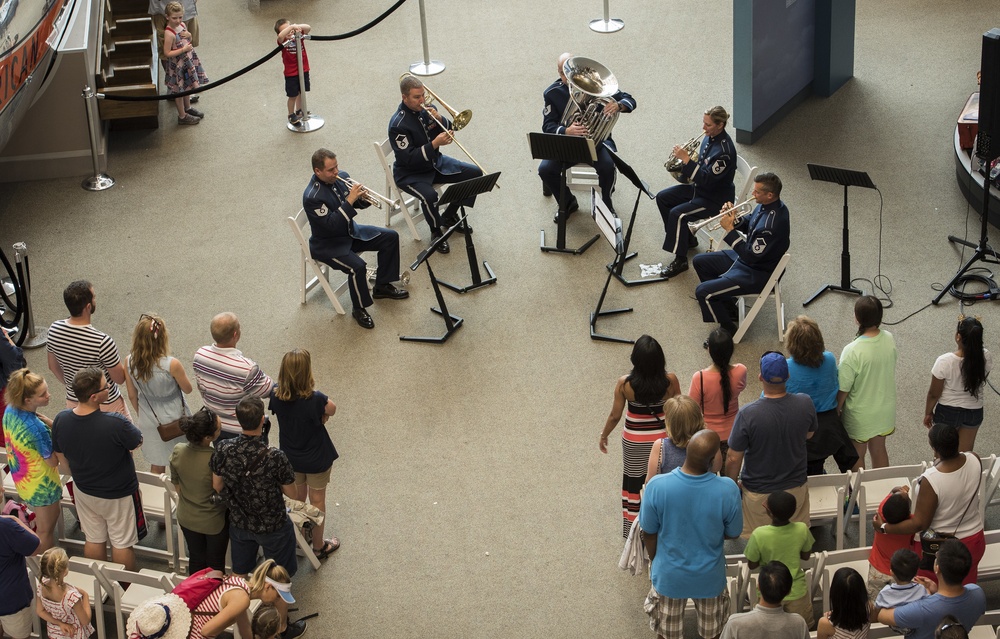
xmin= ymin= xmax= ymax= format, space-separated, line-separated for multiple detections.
xmin=553 ymin=197 xmax=580 ymax=223
xmin=372 ymin=284 xmax=409 ymax=300
xmin=689 ymin=235 xmax=700 ymax=248
xmin=659 ymin=259 xmax=689 ymax=279
xmin=542 ymin=183 xmax=552 ymax=197
xmin=432 ymin=233 xmax=450 ymax=254
xmin=351 ymin=307 xmax=375 ymax=329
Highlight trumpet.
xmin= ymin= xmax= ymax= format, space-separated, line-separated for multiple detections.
xmin=337 ymin=176 xmax=395 ymax=210
xmin=686 ymin=197 xmax=757 ymax=235
xmin=664 ymin=133 xmax=706 ymax=183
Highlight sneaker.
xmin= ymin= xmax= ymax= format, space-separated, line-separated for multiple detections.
xmin=288 ymin=113 xmax=302 ymax=126
xmin=177 ymin=114 xmax=200 ymax=125
xmin=186 ymin=107 xmax=204 ymax=118
xmin=190 ymin=94 xmax=200 ymax=104
xmin=281 ymin=620 xmax=307 ymax=639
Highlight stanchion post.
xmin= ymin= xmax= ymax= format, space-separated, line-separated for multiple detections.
xmin=408 ymin=0 xmax=444 ymax=76
xmin=12 ymin=243 xmax=47 ymax=349
xmin=589 ymin=0 xmax=624 ymax=33
xmin=81 ymin=87 xmax=115 ymax=191
xmin=288 ymin=32 xmax=324 ymax=132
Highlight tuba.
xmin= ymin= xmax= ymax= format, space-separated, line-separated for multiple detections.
xmin=665 ymin=133 xmax=706 ymax=184
xmin=559 ymin=56 xmax=620 ymax=145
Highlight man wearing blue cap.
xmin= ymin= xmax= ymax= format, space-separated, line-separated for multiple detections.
xmin=725 ymin=352 xmax=818 ymax=538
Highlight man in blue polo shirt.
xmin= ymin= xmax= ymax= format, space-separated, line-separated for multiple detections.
xmin=639 ymin=430 xmax=742 ymax=639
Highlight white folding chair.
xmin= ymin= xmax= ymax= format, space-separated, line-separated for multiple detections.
xmin=818 ymin=547 xmax=871 ymax=612
xmin=287 ymin=209 xmax=350 ymax=316
xmin=27 ymin=556 xmax=124 ymax=639
xmin=565 ymin=164 xmax=601 ymax=195
xmin=808 ymin=471 xmax=851 ymax=550
xmin=93 ymin=565 xmax=175 ymax=639
xmin=136 ymin=471 xmax=178 ymax=568
xmin=975 ymin=529 xmax=1000 ymax=582
xmin=735 ymin=154 xmax=758 ymax=203
xmin=978 ymin=454 xmax=997 ymax=524
xmin=373 ymin=138 xmax=442 ymax=241
xmin=847 ymin=464 xmax=926 ymax=547
xmin=732 ymin=252 xmax=790 ymax=345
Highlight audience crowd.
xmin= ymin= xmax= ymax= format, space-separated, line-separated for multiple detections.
xmin=0 ymin=278 xmax=995 ymax=639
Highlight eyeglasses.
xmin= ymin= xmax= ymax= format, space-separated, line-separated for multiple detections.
xmin=139 ymin=314 xmax=161 ymax=334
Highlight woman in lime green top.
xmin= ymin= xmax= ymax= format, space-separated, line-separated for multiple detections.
xmin=837 ymin=296 xmax=898 ymax=469
xmin=2 ymin=368 xmax=61 ymax=551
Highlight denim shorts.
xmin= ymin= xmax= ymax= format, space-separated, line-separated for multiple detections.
xmin=933 ymin=404 xmax=983 ymax=429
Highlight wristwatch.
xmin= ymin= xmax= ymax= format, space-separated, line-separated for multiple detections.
xmin=880 ymin=523 xmax=888 ymax=534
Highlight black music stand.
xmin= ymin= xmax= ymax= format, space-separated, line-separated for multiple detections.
xmin=604 ymin=149 xmax=662 ymax=286
xmin=590 ymin=190 xmax=634 ymax=343
xmin=437 ymin=172 xmax=501 ymax=294
xmin=399 ymin=221 xmax=465 ymax=344
xmin=527 ymin=132 xmax=600 ymax=254
xmin=803 ymin=164 xmax=875 ymax=306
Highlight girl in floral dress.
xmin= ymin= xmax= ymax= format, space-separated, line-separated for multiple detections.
xmin=163 ymin=1 xmax=208 ymax=124
xmin=36 ymin=548 xmax=94 ymax=639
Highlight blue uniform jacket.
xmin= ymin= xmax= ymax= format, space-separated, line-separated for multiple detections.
xmin=302 ymin=172 xmax=381 ymax=260
xmin=722 ymin=199 xmax=790 ymax=275
xmin=541 ymin=79 xmax=636 ymax=138
xmin=388 ymin=102 xmax=466 ymax=183
xmin=679 ymin=131 xmax=736 ymax=204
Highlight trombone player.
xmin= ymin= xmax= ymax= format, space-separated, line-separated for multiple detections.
xmin=303 ymin=148 xmax=409 ymax=330
xmin=389 ymin=75 xmax=483 ymax=255
xmin=693 ymin=172 xmax=789 ymax=341
xmin=657 ymin=106 xmax=737 ymax=279
xmin=538 ymin=52 xmax=636 ymax=218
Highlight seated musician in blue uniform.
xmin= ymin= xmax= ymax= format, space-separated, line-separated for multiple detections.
xmin=538 ymin=52 xmax=636 ymax=219
xmin=693 ymin=172 xmax=789 ymax=340
xmin=302 ymin=148 xmax=409 ymax=330
xmin=656 ymin=106 xmax=737 ymax=279
xmin=388 ymin=75 xmax=483 ymax=255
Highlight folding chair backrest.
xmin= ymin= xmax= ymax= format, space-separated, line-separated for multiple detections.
xmin=819 ymin=547 xmax=872 ymax=612
xmin=374 ymin=138 xmax=423 ymax=241
xmin=735 ymin=154 xmax=758 ymax=203
xmin=95 ymin=565 xmax=174 ymax=639
xmin=286 ymin=209 xmax=348 ymax=315
xmin=851 ymin=464 xmax=926 ymax=546
xmin=807 ymin=471 xmax=851 ymax=550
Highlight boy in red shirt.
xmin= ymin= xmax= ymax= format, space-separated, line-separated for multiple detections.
xmin=868 ymin=485 xmax=914 ymax=599
xmin=275 ymin=20 xmax=312 ymax=126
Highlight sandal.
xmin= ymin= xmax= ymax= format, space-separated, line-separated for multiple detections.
xmin=313 ymin=537 xmax=340 ymax=559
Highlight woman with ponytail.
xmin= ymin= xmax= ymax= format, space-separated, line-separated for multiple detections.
xmin=837 ymin=296 xmax=898 ymax=469
xmin=924 ymin=316 xmax=991 ymax=452
xmin=687 ymin=328 xmax=746 ymax=461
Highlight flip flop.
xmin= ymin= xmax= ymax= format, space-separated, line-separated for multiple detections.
xmin=313 ymin=537 xmax=340 ymax=559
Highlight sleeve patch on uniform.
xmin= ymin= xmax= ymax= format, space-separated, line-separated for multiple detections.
xmin=712 ymin=159 xmax=727 ymax=175
xmin=315 ymin=204 xmax=328 ymax=217
xmin=752 ymin=237 xmax=766 ymax=254
xmin=543 ymin=104 xmax=551 ymax=116
xmin=395 ymin=134 xmax=409 ymax=150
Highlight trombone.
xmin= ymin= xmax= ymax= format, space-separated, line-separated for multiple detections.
xmin=398 ymin=72 xmax=491 ymax=179
xmin=686 ymin=197 xmax=757 ymax=235
xmin=337 ymin=176 xmax=395 ymax=210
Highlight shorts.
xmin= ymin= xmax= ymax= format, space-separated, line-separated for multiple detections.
xmin=741 ymin=484 xmax=809 ymax=538
xmin=867 ymin=564 xmax=893 ymax=601
xmin=294 ymin=465 xmax=332 ymax=490
xmin=230 ymin=516 xmax=298 ymax=577
xmin=932 ymin=404 xmax=983 ymax=429
xmin=782 ymin=592 xmax=814 ymax=629
xmin=0 ymin=606 xmax=32 ymax=639
xmin=285 ymin=72 xmax=310 ymax=98
xmin=74 ymin=489 xmax=138 ymax=549
xmin=643 ymin=585 xmax=730 ymax=639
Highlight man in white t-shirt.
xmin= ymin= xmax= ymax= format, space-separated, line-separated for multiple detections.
xmin=46 ymin=280 xmax=131 ymax=418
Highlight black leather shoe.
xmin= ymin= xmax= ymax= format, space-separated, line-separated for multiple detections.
xmin=703 ymin=338 xmax=709 ymax=350
xmin=553 ymin=197 xmax=580 ymax=223
xmin=659 ymin=259 xmax=689 ymax=279
xmin=432 ymin=233 xmax=450 ymax=254
xmin=351 ymin=307 xmax=375 ymax=329
xmin=689 ymin=235 xmax=700 ymax=248
xmin=542 ymin=183 xmax=552 ymax=197
xmin=372 ymin=284 xmax=409 ymax=300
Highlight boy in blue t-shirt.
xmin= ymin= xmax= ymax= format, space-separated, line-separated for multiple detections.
xmin=744 ymin=490 xmax=816 ymax=628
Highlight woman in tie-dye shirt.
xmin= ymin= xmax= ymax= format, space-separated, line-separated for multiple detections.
xmin=3 ymin=368 xmax=61 ymax=551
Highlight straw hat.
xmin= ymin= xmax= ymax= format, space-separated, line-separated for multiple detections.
xmin=126 ymin=593 xmax=192 ymax=639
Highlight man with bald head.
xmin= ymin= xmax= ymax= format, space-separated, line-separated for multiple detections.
xmin=538 ymin=51 xmax=636 ymax=219
xmin=192 ymin=313 xmax=273 ymax=438
xmin=639 ymin=430 xmax=742 ymax=639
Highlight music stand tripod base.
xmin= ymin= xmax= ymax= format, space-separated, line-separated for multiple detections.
xmin=440 ymin=261 xmax=497 ymax=294
xmin=288 ymin=115 xmax=325 ymax=132
xmin=399 ymin=307 xmax=464 ymax=344
xmin=590 ymin=307 xmax=634 ymax=343
xmin=803 ymin=284 xmax=862 ymax=307
xmin=540 ymin=229 xmax=600 ymax=255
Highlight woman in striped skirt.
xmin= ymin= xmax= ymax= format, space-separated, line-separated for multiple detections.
xmin=600 ymin=335 xmax=680 ymax=537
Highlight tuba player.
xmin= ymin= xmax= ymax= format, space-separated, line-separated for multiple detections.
xmin=538 ymin=52 xmax=636 ymax=218
xmin=656 ymin=107 xmax=737 ymax=279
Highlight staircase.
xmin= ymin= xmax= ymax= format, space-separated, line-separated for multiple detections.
xmin=96 ymin=0 xmax=159 ymax=128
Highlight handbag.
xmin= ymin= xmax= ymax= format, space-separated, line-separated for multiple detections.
xmin=138 ymin=372 xmax=187 ymax=442
xmin=918 ymin=455 xmax=981 ymax=570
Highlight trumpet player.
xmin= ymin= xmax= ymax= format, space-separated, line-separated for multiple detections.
xmin=692 ymin=173 xmax=789 ymax=340
xmin=657 ymin=106 xmax=737 ymax=279
xmin=538 ymin=52 xmax=636 ymax=218
xmin=389 ymin=75 xmax=483 ymax=255
xmin=303 ymin=148 xmax=409 ymax=330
